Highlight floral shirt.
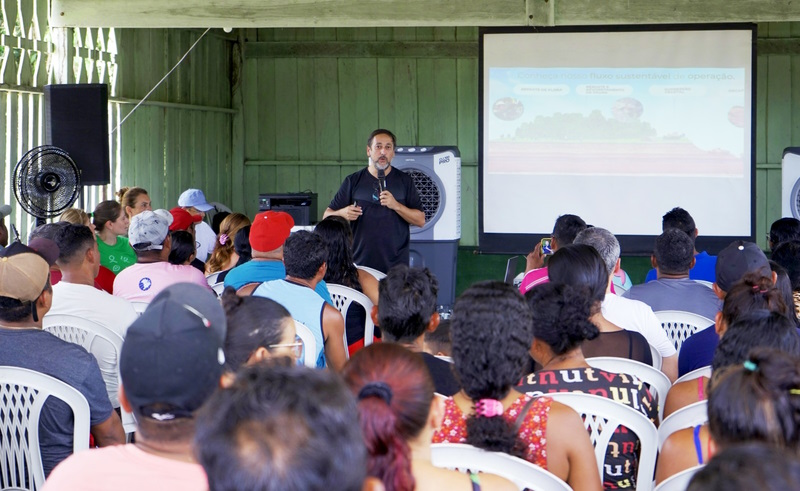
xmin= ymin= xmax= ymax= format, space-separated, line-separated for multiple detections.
xmin=432 ymin=394 xmax=551 ymax=469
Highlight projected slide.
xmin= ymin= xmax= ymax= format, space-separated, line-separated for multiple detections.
xmin=479 ymin=26 xmax=755 ymax=251
xmin=488 ymin=67 xmax=746 ymax=177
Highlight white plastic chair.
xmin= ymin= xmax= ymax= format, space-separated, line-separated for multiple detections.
xmin=657 ymin=401 xmax=708 ymax=451
xmin=654 ymin=310 xmax=714 ymax=353
xmin=673 ymin=366 xmax=712 ymax=385
xmin=650 ymin=344 xmax=663 ymax=371
xmin=546 ymin=392 xmax=658 ymax=491
xmin=586 ymin=356 xmax=671 ymax=422
xmin=355 ymin=265 xmax=386 ymax=281
xmin=129 ymin=301 xmax=149 ymax=316
xmin=327 ymin=284 xmax=376 ymax=359
xmin=41 ymin=314 xmax=136 ymax=436
xmin=431 ymin=443 xmax=571 ymax=491
xmin=693 ymin=280 xmax=713 ymax=289
xmin=211 ymin=282 xmax=225 ymax=297
xmin=0 ymin=367 xmax=90 ymax=491
xmin=294 ymin=320 xmax=318 ymax=368
xmin=205 ymin=271 xmax=223 ymax=287
xmin=654 ymin=464 xmax=704 ymax=491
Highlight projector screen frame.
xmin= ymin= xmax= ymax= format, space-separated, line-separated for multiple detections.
xmin=477 ymin=23 xmax=758 ymax=256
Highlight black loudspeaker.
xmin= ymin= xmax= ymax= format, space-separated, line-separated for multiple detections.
xmin=258 ymin=193 xmax=318 ymax=225
xmin=44 ymin=84 xmax=110 ymax=186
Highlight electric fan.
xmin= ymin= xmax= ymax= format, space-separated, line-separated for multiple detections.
xmin=13 ymin=146 xmax=81 ymax=226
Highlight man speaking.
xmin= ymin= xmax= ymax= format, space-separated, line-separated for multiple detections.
xmin=324 ymin=129 xmax=424 ymax=274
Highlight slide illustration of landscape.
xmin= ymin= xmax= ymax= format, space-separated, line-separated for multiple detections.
xmin=488 ymin=67 xmax=746 ymax=177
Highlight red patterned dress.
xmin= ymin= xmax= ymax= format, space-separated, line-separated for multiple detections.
xmin=432 ymin=394 xmax=551 ymax=469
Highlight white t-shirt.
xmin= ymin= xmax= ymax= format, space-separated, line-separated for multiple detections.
xmin=113 ymin=261 xmax=212 ymax=303
xmin=43 ymin=444 xmax=207 ymax=491
xmin=194 ymin=220 xmax=216 ymax=263
xmin=602 ymin=293 xmax=677 ymax=358
xmin=47 ymin=282 xmax=138 ymax=408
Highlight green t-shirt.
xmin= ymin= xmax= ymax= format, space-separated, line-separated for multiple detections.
xmin=96 ymin=236 xmax=137 ymax=274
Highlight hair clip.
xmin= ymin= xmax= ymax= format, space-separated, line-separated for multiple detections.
xmin=790 ymin=389 xmax=800 ymax=396
xmin=475 ymin=399 xmax=504 ymax=418
xmin=743 ymin=360 xmax=758 ymax=372
xmin=358 ymin=382 xmax=393 ymax=405
xmin=219 ymin=233 xmax=229 ymax=245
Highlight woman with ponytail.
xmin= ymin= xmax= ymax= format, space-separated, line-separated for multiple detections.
xmin=520 ymin=281 xmax=657 ymax=489
xmin=663 ymin=273 xmax=791 ymax=418
xmin=433 ymin=281 xmax=601 ymax=491
xmin=206 ymin=213 xmax=251 ymax=275
xmin=344 ymin=343 xmax=515 ymax=491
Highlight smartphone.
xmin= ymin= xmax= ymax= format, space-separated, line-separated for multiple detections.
xmin=541 ymin=238 xmax=553 ymax=255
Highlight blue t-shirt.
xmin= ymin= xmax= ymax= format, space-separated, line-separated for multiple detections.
xmin=645 ymin=251 xmax=717 ymax=283
xmin=677 ymin=324 xmax=718 ymax=376
xmin=222 ymin=260 xmax=333 ymax=305
xmin=0 ymin=329 xmax=113 ymax=476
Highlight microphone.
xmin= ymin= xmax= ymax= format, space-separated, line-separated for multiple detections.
xmin=377 ymin=168 xmax=387 ymax=193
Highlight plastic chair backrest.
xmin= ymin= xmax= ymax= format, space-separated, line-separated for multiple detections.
xmin=430 ymin=443 xmax=571 ymax=491
xmin=327 ymin=284 xmax=375 ymax=359
xmin=650 ymin=344 xmax=663 ymax=371
xmin=545 ymin=392 xmax=658 ymax=491
xmin=657 ymin=401 xmax=708 ymax=451
xmin=129 ymin=301 xmax=149 ymax=316
xmin=585 ymin=356 xmax=671 ymax=422
xmin=355 ymin=265 xmax=386 ymax=281
xmin=654 ymin=464 xmax=704 ymax=491
xmin=294 ymin=320 xmax=318 ymax=368
xmin=654 ymin=310 xmax=714 ymax=352
xmin=674 ymin=366 xmax=712 ymax=385
xmin=211 ymin=282 xmax=225 ymax=297
xmin=0 ymin=367 xmax=90 ymax=491
xmin=205 ymin=271 xmax=223 ymax=287
xmin=40 ymin=314 xmax=136 ymax=435
xmin=693 ymin=280 xmax=713 ymax=289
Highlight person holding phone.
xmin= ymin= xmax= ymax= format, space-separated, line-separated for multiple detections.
xmin=519 ymin=214 xmax=587 ymax=294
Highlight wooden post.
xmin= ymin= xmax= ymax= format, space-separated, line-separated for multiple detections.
xmin=50 ymin=27 xmax=75 ymax=84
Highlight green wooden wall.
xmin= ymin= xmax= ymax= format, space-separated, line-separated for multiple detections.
xmin=237 ymin=24 xmax=799 ymax=258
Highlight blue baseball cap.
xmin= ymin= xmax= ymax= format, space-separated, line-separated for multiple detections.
xmin=178 ymin=189 xmax=214 ymax=212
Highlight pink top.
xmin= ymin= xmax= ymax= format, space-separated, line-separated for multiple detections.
xmin=42 ymin=444 xmax=207 ymax=491
xmin=519 ymin=267 xmax=549 ymax=295
xmin=432 ymin=394 xmax=551 ymax=469
xmin=112 ymin=261 xmax=211 ymax=302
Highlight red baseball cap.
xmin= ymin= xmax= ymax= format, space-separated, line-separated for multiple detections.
xmin=169 ymin=207 xmax=202 ymax=232
xmin=249 ymin=211 xmax=294 ymax=252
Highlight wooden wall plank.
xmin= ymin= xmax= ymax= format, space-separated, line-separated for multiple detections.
xmin=274 ymin=58 xmax=299 ymax=160
xmin=313 ymin=58 xmax=340 ymax=160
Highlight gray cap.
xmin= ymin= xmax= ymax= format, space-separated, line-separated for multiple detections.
xmin=0 ymin=204 xmax=11 ymax=220
xmin=129 ymin=210 xmax=170 ymax=251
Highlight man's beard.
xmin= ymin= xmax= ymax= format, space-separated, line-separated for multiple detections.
xmin=370 ymin=157 xmax=390 ymax=171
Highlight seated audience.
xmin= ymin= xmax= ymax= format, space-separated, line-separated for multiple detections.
xmin=433 ymin=281 xmax=601 ymax=491
xmin=768 ymin=217 xmax=800 ymax=252
xmin=520 ymin=282 xmax=657 ymax=489
xmin=373 ymin=265 xmax=459 ymax=396
xmin=220 ymin=287 xmax=299 ymax=376
xmin=223 ymin=211 xmax=332 ymax=303
xmin=0 ymin=239 xmax=124 ymax=478
xmin=575 ymin=227 xmax=678 ymax=381
xmin=624 ymin=228 xmax=721 ymax=320
xmin=423 ymin=318 xmax=452 ymax=359
xmin=657 ymin=311 xmax=800 ymax=483
xmin=687 ymin=443 xmax=800 ymax=491
xmin=678 ymin=241 xmax=774 ymax=376
xmin=44 ymin=283 xmax=226 ymax=490
xmin=46 ymin=223 xmax=138 ymax=408
xmin=254 ymin=231 xmax=346 ymax=370
xmin=28 ymin=222 xmax=68 ymax=284
xmin=113 ymin=210 xmax=210 ymax=302
xmin=93 ymin=200 xmax=136 ymax=275
xmin=644 ymin=207 xmax=717 ymax=283
xmin=168 ymin=230 xmax=197 ymax=266
xmin=169 ymin=207 xmax=206 ymax=272
xmin=215 ymin=224 xmax=252 ymax=284
xmin=344 ymin=343 xmax=516 ymax=491
xmin=60 ymin=208 xmax=95 ymax=233
xmin=664 ymin=276 xmax=791 ymax=419
xmin=119 ymin=186 xmax=152 ymax=219
xmin=769 ymin=260 xmax=799 ymax=325
xmin=548 ymin=244 xmax=652 ymax=366
xmin=316 ymin=216 xmax=380 ymax=355
xmin=519 ymin=213 xmax=586 ymax=294
xmin=205 ymin=212 xmax=250 ymax=275
xmin=770 ymin=239 xmax=800 ymax=317
xmin=194 ymin=362 xmax=374 ymax=491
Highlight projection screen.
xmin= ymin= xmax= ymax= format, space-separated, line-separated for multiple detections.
xmin=479 ymin=25 xmax=756 ymax=255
